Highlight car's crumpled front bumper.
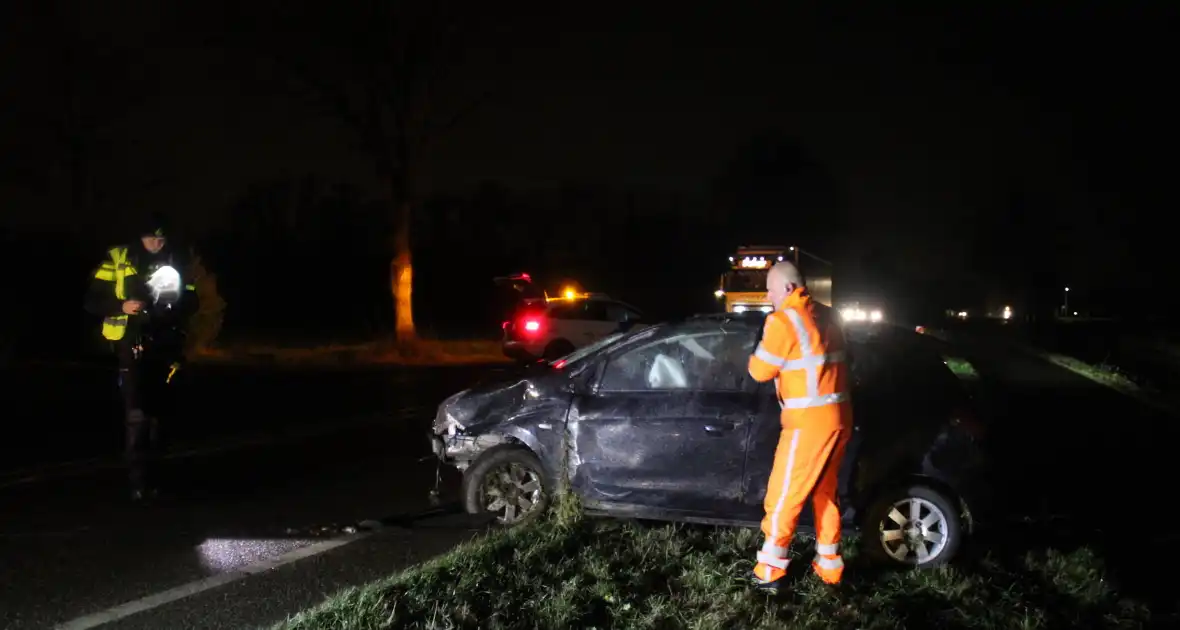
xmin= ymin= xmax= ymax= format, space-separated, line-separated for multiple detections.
xmin=429 ymin=432 xmax=447 ymax=460
xmin=428 ymin=431 xmax=511 ymax=471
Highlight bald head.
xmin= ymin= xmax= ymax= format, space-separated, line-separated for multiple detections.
xmin=767 ymin=261 xmax=803 ymax=307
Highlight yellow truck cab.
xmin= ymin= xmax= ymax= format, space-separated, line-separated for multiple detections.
xmin=716 ymin=245 xmax=833 ymax=312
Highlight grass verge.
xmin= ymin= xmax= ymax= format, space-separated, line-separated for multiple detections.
xmin=1043 ymin=353 xmax=1141 ymax=393
xmin=1038 ymin=351 xmax=1178 ymax=417
xmin=942 ymin=356 xmax=979 ymax=380
xmin=275 ymin=517 xmax=1148 ymax=630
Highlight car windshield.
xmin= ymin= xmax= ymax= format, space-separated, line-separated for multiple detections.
xmin=549 ymin=332 xmax=626 ymax=367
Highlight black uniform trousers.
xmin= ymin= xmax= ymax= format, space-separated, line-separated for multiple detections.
xmin=117 ymin=339 xmax=179 ymax=493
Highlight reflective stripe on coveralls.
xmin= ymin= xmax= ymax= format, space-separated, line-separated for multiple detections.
xmin=748 ymin=288 xmax=853 ymax=585
xmin=93 ymin=247 xmax=138 ymax=341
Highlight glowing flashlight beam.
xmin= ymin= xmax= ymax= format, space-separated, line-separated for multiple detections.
xmin=147 ymin=265 xmax=181 ymax=301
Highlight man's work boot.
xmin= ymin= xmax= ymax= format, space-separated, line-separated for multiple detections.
xmin=749 ymin=572 xmax=784 ymax=595
xmin=751 ymin=548 xmax=790 ymax=594
xmin=812 ymin=553 xmax=845 ymax=585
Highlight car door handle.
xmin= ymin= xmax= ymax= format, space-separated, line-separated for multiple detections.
xmin=704 ymin=421 xmax=740 ymax=434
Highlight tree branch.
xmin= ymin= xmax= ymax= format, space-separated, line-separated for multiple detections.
xmin=272 ymin=52 xmax=392 ymax=163
xmin=420 ymin=87 xmax=497 ymax=151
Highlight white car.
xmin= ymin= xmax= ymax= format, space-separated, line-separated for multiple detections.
xmin=502 ymin=295 xmax=646 ymax=362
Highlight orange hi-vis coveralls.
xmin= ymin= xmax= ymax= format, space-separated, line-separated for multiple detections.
xmin=748 ymin=287 xmax=853 ymax=586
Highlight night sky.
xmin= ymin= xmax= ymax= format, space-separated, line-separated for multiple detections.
xmin=3 ymin=2 xmax=1176 ymax=317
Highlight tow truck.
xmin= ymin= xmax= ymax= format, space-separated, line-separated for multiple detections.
xmin=716 ymin=245 xmax=833 ymax=312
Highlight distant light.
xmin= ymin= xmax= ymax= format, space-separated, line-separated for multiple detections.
xmin=1073 ymin=311 xmax=1078 ymax=316
xmin=957 ymin=311 xmax=968 ymax=319
xmin=789 ymin=246 xmax=795 ymax=251
xmin=563 ymin=287 xmax=577 ymax=299
xmin=1002 ymin=305 xmax=1012 ymax=320
xmin=714 ymin=289 xmax=725 ymax=298
xmin=1064 ymin=287 xmax=1070 ymax=292
xmin=760 ymin=306 xmax=773 ymax=313
xmin=728 ymin=256 xmax=734 ymax=262
xmin=733 ymin=305 xmax=748 ymax=313
xmin=777 ymin=256 xmax=783 ymax=261
xmin=740 ymin=257 xmax=769 ymax=269
xmin=841 ymin=307 xmax=871 ymax=322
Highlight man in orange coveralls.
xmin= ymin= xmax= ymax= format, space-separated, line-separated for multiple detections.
xmin=747 ymin=261 xmax=853 ymax=593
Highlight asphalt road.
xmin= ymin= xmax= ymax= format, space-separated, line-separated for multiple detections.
xmin=0 ymin=362 xmax=507 ymax=630
xmin=1 ymin=333 xmax=1177 ymax=629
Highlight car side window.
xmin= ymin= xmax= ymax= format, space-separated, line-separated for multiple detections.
xmin=598 ymin=332 xmax=757 ymax=392
xmin=548 ymin=304 xmax=578 ymax=320
xmin=582 ymin=301 xmax=611 ymax=322
xmin=605 ymin=302 xmax=641 ymax=323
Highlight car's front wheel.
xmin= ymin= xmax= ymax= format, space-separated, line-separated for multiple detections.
xmin=462 ymin=446 xmax=550 ymax=528
xmin=863 ymin=484 xmax=962 ymax=568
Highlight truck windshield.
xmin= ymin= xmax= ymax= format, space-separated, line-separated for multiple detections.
xmin=724 ymin=269 xmax=768 ymax=292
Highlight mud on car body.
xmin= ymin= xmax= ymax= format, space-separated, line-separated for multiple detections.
xmin=429 ymin=315 xmax=991 ymax=568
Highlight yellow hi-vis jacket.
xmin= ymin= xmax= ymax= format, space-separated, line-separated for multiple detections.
xmin=92 ymin=247 xmax=138 ymax=341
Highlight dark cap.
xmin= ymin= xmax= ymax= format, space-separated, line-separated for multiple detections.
xmin=138 ymin=213 xmax=169 ymax=238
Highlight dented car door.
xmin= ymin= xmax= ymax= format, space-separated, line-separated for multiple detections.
xmin=569 ymin=391 xmax=750 ymax=513
xmin=567 ymin=330 xmax=757 ymax=514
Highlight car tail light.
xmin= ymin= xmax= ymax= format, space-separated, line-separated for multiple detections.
xmin=552 ymin=359 xmax=567 ymax=369
xmin=502 ymin=321 xmax=510 ymax=330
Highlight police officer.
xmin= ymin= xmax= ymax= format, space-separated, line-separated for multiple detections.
xmin=84 ymin=216 xmax=199 ymax=501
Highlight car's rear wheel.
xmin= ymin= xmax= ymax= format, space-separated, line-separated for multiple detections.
xmin=462 ymin=446 xmax=550 ymax=528
xmin=542 ymin=339 xmax=575 ymax=361
xmin=863 ymin=484 xmax=962 ymax=568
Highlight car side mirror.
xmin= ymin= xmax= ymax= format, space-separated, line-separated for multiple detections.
xmin=566 ymin=365 xmax=597 ymax=394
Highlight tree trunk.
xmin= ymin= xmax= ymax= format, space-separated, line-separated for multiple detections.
xmin=391 ymin=193 xmax=416 ymax=345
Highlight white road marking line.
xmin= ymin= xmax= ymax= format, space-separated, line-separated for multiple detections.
xmin=0 ymin=406 xmax=430 ymax=489
xmin=54 ymin=532 xmax=369 ymax=630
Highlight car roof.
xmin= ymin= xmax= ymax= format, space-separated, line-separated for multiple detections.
xmin=668 ymin=315 xmax=945 ymax=354
xmin=524 ymin=296 xmax=645 ymax=313
xmin=569 ymin=316 xmax=952 ymax=381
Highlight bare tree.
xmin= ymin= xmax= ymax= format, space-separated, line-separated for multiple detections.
xmin=200 ymin=1 xmax=511 ymax=344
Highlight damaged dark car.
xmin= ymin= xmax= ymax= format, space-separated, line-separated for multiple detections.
xmin=429 ymin=313 xmax=990 ymax=568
